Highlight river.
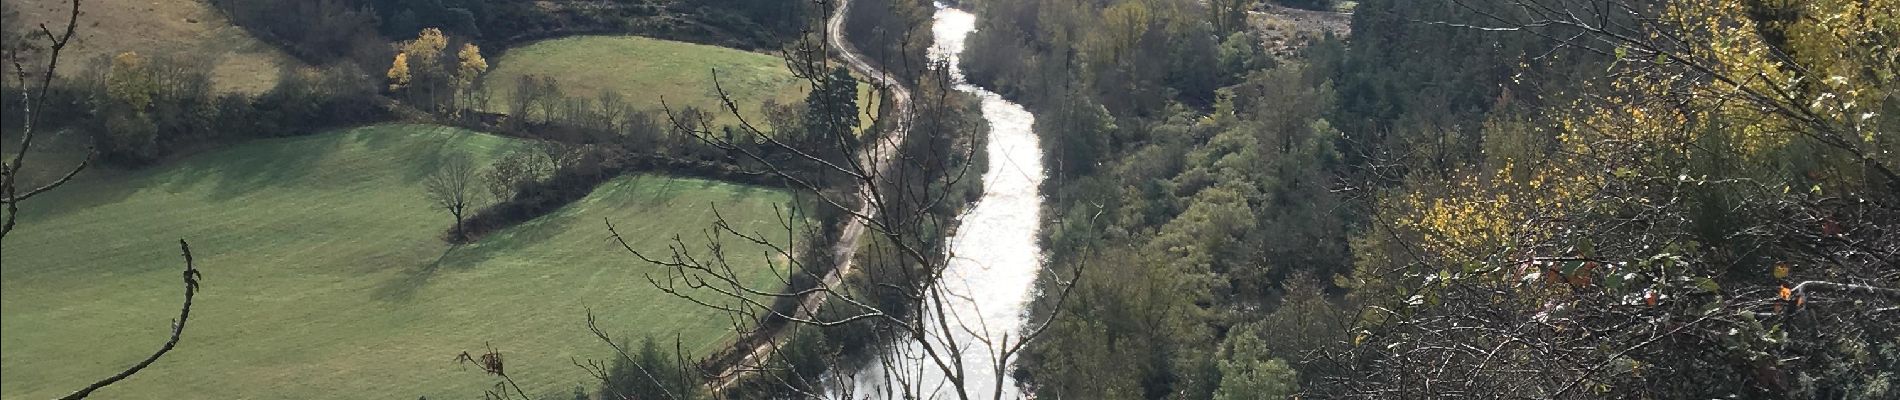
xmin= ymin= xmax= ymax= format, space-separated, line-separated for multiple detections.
xmin=840 ymin=4 xmax=1044 ymax=399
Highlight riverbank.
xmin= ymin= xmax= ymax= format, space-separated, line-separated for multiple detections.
xmin=842 ymin=5 xmax=1046 ymax=398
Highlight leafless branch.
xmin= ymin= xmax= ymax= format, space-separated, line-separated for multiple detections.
xmin=57 ymin=239 xmax=203 ymax=400
xmin=1 ymin=0 xmax=93 ymax=243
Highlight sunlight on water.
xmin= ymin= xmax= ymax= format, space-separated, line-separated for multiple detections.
xmin=841 ymin=5 xmax=1045 ymax=399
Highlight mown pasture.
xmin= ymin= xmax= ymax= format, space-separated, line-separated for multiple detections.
xmin=0 ymin=124 xmax=792 ymax=399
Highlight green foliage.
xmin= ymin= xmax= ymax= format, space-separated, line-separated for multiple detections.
xmin=214 ymin=0 xmax=807 ymax=76
xmin=462 ymin=0 xmax=807 ymax=50
xmin=963 ymin=0 xmax=1228 ymax=111
xmin=100 ymin=109 xmax=159 ymax=162
xmin=1042 ymin=90 xmax=1116 ymax=183
xmin=99 ymin=52 xmax=162 ymax=162
xmin=1213 ymin=324 xmax=1298 ymax=400
xmin=1217 ymin=33 xmax=1273 ymax=86
xmin=842 ymin=0 xmax=934 ymax=82
xmin=799 ymin=67 xmax=862 ymax=162
xmin=974 ymin=1 xmax=1362 ymax=396
xmin=1255 ymin=274 xmax=1350 ymax=380
xmin=600 ymin=337 xmax=700 ymax=400
xmin=1024 ymin=248 xmax=1214 ymax=399
xmin=1330 ymin=0 xmax=1597 ymax=175
xmin=965 ymin=0 xmax=1900 ymax=398
xmin=1015 ymin=60 xmax=1357 ymax=398
xmin=211 ymin=0 xmax=388 ymax=70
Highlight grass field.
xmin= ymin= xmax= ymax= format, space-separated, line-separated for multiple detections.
xmin=481 ymin=35 xmax=879 ymax=132
xmin=0 ymin=124 xmax=792 ymax=399
xmin=7 ymin=0 xmax=299 ymax=94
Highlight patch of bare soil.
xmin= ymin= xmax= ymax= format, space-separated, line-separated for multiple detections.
xmin=1248 ymin=3 xmax=1352 ymax=59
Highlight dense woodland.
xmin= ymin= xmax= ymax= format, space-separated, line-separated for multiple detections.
xmin=961 ymin=0 xmax=1898 ymax=398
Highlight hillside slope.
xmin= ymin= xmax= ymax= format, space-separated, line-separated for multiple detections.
xmin=0 ymin=124 xmax=791 ymax=399
xmin=5 ymin=0 xmax=300 ymax=94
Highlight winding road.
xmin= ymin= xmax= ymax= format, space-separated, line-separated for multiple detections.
xmin=708 ymin=0 xmax=914 ymax=390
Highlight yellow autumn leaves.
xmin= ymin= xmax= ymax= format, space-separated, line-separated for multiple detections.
xmin=385 ymin=28 xmax=488 ymax=95
xmin=388 ymin=27 xmax=447 ymax=91
xmin=106 ymin=52 xmax=156 ymax=111
xmin=1650 ymin=0 xmax=1896 ymax=154
xmin=455 ymin=41 xmax=488 ymax=88
xmin=1386 ymin=0 xmax=1898 ymax=266
xmin=387 ymin=52 xmax=411 ymax=91
xmin=1392 ymin=157 xmax=1602 ymax=263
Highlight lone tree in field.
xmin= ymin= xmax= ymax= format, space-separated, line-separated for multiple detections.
xmin=425 ymin=153 xmax=481 ymax=242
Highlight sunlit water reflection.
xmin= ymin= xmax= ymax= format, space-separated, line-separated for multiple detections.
xmin=838 ymin=5 xmax=1044 ymax=399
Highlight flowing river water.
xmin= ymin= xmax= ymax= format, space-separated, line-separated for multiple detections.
xmin=841 ymin=5 xmax=1044 ymax=399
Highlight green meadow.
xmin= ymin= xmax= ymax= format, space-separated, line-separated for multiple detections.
xmin=0 ymin=124 xmax=791 ymax=399
xmin=481 ymin=36 xmax=808 ymax=126
xmin=481 ymin=35 xmax=881 ymax=132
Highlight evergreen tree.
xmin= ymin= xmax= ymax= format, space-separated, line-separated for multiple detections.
xmin=800 ymin=67 xmax=860 ymax=162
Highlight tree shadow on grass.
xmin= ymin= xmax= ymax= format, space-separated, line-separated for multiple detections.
xmin=14 ymin=132 xmax=341 ymax=223
xmin=171 ymin=124 xmax=475 ymax=202
xmin=378 ymin=126 xmax=479 ymax=184
xmin=372 ymin=245 xmax=460 ymax=302
xmin=369 ymin=174 xmax=779 ymax=304
xmin=161 ymin=132 xmax=342 ymax=202
xmin=640 ymin=175 xmax=684 ymax=206
xmin=19 ymin=125 xmax=506 ymax=226
xmin=10 ymin=168 xmax=143 ymax=224
xmin=371 ymin=179 xmax=597 ymax=303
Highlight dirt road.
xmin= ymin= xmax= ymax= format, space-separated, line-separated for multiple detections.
xmin=708 ymin=0 xmax=914 ymax=391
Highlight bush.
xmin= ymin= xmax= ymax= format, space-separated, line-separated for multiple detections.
xmin=599 ymin=337 xmax=701 ymax=400
xmin=458 ymin=162 xmax=613 ymax=239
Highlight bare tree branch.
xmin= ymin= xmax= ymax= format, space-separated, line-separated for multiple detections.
xmin=1 ymin=0 xmax=93 ymax=243
xmin=57 ymin=239 xmax=203 ymax=400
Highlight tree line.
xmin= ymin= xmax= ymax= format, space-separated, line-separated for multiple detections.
xmin=209 ymin=0 xmax=809 ymax=80
xmin=0 ymin=51 xmax=386 ymax=165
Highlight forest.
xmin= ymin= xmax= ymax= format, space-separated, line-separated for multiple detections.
xmin=960 ymin=0 xmax=1898 ymax=398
